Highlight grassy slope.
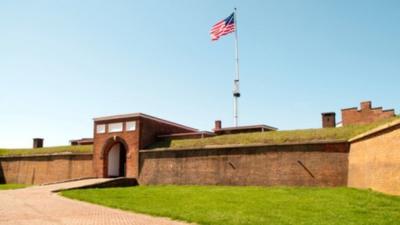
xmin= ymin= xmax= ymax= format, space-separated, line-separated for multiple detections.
xmin=62 ymin=186 xmax=400 ymax=225
xmin=0 ymin=145 xmax=93 ymax=156
xmin=1 ymin=116 xmax=398 ymax=154
xmin=0 ymin=184 xmax=28 ymax=190
xmin=150 ymin=116 xmax=400 ymax=149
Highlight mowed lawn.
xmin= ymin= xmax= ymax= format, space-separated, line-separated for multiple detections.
xmin=61 ymin=186 xmax=400 ymax=225
xmin=0 ymin=184 xmax=28 ymax=190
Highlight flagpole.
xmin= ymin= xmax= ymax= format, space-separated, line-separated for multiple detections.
xmin=233 ymin=7 xmax=240 ymax=127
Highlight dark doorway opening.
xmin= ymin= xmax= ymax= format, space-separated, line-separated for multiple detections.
xmin=119 ymin=144 xmax=127 ymax=177
xmin=107 ymin=143 xmax=127 ymax=178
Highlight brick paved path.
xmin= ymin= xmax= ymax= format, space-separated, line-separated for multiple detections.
xmin=0 ymin=179 xmax=191 ymax=225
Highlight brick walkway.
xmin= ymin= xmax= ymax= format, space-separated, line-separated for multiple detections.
xmin=0 ymin=179 xmax=191 ymax=225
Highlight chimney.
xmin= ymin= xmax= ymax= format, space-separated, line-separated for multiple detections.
xmin=214 ymin=120 xmax=222 ymax=130
xmin=33 ymin=138 xmax=44 ymax=148
xmin=321 ymin=112 xmax=336 ymax=128
xmin=360 ymin=101 xmax=372 ymax=110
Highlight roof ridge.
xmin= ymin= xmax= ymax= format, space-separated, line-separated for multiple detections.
xmin=93 ymin=112 xmax=198 ymax=132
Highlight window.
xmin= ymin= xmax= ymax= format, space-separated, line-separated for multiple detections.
xmin=126 ymin=121 xmax=136 ymax=131
xmin=108 ymin=122 xmax=123 ymax=133
xmin=96 ymin=124 xmax=106 ymax=134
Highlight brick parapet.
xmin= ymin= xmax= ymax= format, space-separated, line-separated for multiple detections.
xmin=140 ymin=140 xmax=349 ymax=153
xmin=0 ymin=154 xmax=94 ymax=184
xmin=0 ymin=152 xmax=92 ymax=159
xmin=139 ymin=141 xmax=350 ymax=187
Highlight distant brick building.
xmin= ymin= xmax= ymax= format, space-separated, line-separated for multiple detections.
xmin=341 ymin=101 xmax=395 ymax=126
xmin=213 ymin=120 xmax=277 ymax=135
xmin=322 ymin=101 xmax=396 ymax=128
xmin=70 ymin=138 xmax=93 ymax=146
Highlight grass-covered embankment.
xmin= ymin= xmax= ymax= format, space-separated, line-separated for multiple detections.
xmin=0 ymin=184 xmax=29 ymax=190
xmin=62 ymin=186 xmax=400 ymax=225
xmin=149 ymin=117 xmax=400 ymax=149
xmin=1 ymin=117 xmax=399 ymax=154
xmin=0 ymin=145 xmax=93 ymax=157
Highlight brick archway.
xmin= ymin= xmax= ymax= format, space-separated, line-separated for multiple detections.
xmin=101 ymin=136 xmax=130 ymax=178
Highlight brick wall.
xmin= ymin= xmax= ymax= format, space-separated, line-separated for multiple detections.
xmin=139 ymin=142 xmax=350 ymax=187
xmin=342 ymin=101 xmax=395 ymax=126
xmin=0 ymin=153 xmax=94 ymax=185
xmin=139 ymin=117 xmax=198 ymax=149
xmin=348 ymin=123 xmax=400 ymax=196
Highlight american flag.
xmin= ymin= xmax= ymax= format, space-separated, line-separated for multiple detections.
xmin=210 ymin=13 xmax=235 ymax=41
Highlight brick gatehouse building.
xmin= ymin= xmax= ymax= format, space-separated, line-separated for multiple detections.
xmin=93 ymin=113 xmax=199 ymax=178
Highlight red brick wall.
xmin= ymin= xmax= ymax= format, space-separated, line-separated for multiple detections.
xmin=342 ymin=101 xmax=395 ymax=126
xmin=0 ymin=154 xmax=94 ymax=185
xmin=348 ymin=123 xmax=400 ymax=196
xmin=139 ymin=117 xmax=197 ymax=149
xmin=139 ymin=142 xmax=350 ymax=187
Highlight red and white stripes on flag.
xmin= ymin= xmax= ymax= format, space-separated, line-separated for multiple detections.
xmin=210 ymin=13 xmax=235 ymax=41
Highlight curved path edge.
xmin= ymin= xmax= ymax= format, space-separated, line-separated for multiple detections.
xmin=0 ymin=179 xmax=192 ymax=225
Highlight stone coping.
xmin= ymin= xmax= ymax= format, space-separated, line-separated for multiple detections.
xmin=349 ymin=118 xmax=400 ymax=143
xmin=0 ymin=152 xmax=93 ymax=159
xmin=140 ymin=139 xmax=348 ymax=153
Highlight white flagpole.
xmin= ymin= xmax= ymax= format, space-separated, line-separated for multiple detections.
xmin=233 ymin=8 xmax=240 ymax=127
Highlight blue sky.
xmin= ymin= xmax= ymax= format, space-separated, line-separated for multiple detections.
xmin=1 ymin=0 xmax=399 ymax=148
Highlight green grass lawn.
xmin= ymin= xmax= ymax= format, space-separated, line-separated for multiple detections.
xmin=150 ymin=117 xmax=400 ymax=149
xmin=0 ymin=184 xmax=28 ymax=190
xmin=61 ymin=186 xmax=400 ymax=225
xmin=0 ymin=145 xmax=92 ymax=156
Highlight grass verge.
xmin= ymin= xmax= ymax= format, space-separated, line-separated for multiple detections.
xmin=0 ymin=145 xmax=93 ymax=156
xmin=0 ymin=184 xmax=29 ymax=190
xmin=61 ymin=186 xmax=400 ymax=225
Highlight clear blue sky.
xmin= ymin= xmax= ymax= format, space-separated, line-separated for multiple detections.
xmin=1 ymin=0 xmax=399 ymax=148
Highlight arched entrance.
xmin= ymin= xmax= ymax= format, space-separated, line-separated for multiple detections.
xmin=107 ymin=143 xmax=127 ymax=177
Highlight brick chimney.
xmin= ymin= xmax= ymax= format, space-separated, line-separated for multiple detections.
xmin=321 ymin=112 xmax=336 ymax=128
xmin=360 ymin=101 xmax=372 ymax=110
xmin=214 ymin=120 xmax=222 ymax=130
xmin=33 ymin=138 xmax=44 ymax=148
